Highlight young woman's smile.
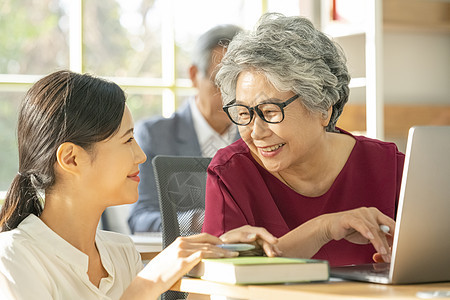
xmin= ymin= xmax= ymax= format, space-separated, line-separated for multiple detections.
xmin=83 ymin=105 xmax=147 ymax=206
xmin=127 ymin=170 xmax=141 ymax=182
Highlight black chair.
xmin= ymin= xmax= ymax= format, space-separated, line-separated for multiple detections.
xmin=152 ymin=155 xmax=212 ymax=300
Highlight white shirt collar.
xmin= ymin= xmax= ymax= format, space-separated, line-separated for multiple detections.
xmin=20 ymin=214 xmax=89 ymax=271
xmin=189 ymin=97 xmax=236 ymax=157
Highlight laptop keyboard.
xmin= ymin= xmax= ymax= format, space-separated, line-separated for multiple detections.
xmin=354 ymin=263 xmax=390 ymax=277
xmin=330 ymin=263 xmax=391 ymax=283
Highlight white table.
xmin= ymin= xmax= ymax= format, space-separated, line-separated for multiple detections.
xmin=130 ymin=232 xmax=162 ymax=261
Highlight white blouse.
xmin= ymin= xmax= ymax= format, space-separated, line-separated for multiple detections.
xmin=0 ymin=214 xmax=143 ymax=300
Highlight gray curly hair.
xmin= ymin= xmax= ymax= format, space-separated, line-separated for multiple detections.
xmin=215 ymin=13 xmax=351 ymax=132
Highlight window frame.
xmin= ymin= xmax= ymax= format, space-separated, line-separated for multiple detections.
xmin=0 ymin=0 xmax=274 ymax=193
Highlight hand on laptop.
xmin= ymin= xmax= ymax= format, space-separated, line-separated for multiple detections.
xmin=320 ymin=207 xmax=395 ymax=263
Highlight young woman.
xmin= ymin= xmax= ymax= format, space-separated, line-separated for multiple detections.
xmin=0 ymin=70 xmax=279 ymax=300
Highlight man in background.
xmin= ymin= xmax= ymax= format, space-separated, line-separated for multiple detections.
xmin=128 ymin=24 xmax=242 ymax=233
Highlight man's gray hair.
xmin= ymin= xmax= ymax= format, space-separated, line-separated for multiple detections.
xmin=215 ymin=13 xmax=351 ymax=132
xmin=192 ymin=24 xmax=243 ymax=77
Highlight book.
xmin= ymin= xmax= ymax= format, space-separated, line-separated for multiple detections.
xmin=187 ymin=256 xmax=329 ymax=285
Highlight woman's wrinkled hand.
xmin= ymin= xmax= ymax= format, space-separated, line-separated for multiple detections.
xmin=126 ymin=226 xmax=281 ymax=299
xmin=219 ymin=225 xmax=282 ymax=257
xmin=320 ymin=207 xmax=395 ymax=263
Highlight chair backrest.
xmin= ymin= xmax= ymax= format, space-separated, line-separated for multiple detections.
xmin=152 ymin=155 xmax=212 ymax=248
xmin=152 ymin=155 xmax=211 ymax=300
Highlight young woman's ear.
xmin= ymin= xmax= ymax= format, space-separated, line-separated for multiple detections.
xmin=55 ymin=142 xmax=83 ymax=175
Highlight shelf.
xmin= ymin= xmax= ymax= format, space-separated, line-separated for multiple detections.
xmin=319 ymin=0 xmax=449 ymax=140
xmin=337 ymin=104 xmax=450 ymax=138
xmin=383 ymin=0 xmax=450 ymax=33
xmin=384 ymin=23 xmax=450 ymax=34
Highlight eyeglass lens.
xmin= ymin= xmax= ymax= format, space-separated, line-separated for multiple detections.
xmin=227 ymin=103 xmax=284 ymax=125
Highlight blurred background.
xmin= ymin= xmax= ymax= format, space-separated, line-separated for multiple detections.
xmin=0 ymin=0 xmax=449 ymax=199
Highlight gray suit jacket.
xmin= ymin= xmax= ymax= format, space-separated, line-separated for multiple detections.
xmin=128 ymin=100 xmax=239 ymax=233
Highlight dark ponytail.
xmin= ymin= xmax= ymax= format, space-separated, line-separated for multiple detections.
xmin=0 ymin=70 xmax=126 ymax=231
xmin=0 ymin=174 xmax=43 ymax=231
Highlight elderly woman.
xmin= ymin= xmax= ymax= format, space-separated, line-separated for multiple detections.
xmin=202 ymin=13 xmax=405 ymax=267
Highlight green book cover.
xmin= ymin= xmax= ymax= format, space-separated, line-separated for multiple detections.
xmin=188 ymin=256 xmax=330 ymax=285
xmin=202 ymin=256 xmax=327 ymax=265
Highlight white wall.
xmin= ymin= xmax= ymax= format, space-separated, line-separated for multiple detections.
xmin=384 ymin=32 xmax=450 ymax=104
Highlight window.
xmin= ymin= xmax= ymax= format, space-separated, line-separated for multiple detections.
xmin=0 ymin=0 xmax=300 ymax=193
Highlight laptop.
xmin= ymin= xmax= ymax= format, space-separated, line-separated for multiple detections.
xmin=330 ymin=126 xmax=450 ymax=284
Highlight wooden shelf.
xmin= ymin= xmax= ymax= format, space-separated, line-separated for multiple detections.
xmin=383 ymin=0 xmax=450 ymax=33
xmin=337 ymin=104 xmax=450 ymax=138
xmin=320 ymin=0 xmax=449 ymax=140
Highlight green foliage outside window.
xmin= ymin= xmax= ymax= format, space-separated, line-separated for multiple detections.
xmin=0 ymin=0 xmax=297 ymax=192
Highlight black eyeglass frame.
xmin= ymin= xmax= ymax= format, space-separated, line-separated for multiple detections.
xmin=223 ymin=94 xmax=299 ymax=126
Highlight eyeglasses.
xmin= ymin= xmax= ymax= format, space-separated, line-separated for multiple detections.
xmin=223 ymin=94 xmax=299 ymax=126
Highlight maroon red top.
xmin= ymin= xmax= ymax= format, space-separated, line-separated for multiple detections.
xmin=202 ymin=130 xmax=405 ymax=266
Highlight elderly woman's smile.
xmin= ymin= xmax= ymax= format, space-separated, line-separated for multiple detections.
xmin=259 ymin=143 xmax=286 ymax=153
xmin=235 ymin=70 xmax=330 ymax=174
